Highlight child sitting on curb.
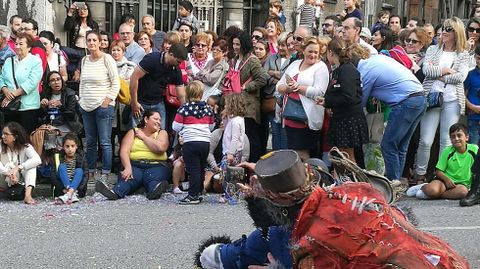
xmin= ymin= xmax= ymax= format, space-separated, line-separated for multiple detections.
xmin=407 ymin=123 xmax=478 ymax=199
xmin=53 ymin=133 xmax=87 ymax=204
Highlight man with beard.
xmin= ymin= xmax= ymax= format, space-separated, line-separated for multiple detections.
xmin=7 ymin=15 xmax=22 ymax=51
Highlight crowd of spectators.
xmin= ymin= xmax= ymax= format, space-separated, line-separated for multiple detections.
xmin=1 ymin=0 xmax=480 ymax=207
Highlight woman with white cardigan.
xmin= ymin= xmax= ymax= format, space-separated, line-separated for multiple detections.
xmin=79 ymin=30 xmax=120 ymax=183
xmin=276 ymin=36 xmax=329 ymax=160
xmin=414 ymin=17 xmax=470 ymax=182
xmin=0 ymin=122 xmax=41 ymax=204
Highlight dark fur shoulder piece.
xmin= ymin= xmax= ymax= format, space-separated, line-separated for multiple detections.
xmin=194 ymin=235 xmax=232 ymax=268
xmin=394 ymin=205 xmax=419 ymax=227
xmin=245 ymin=196 xmax=303 ymax=236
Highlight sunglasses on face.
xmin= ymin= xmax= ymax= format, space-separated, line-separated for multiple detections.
xmin=293 ymin=36 xmax=304 ymax=42
xmin=468 ymin=27 xmax=480 ymax=34
xmin=196 ymin=43 xmax=207 ymax=48
xmin=442 ymin=26 xmax=455 ymax=33
xmin=251 ymin=35 xmax=262 ymax=40
xmin=405 ymin=38 xmax=420 ymax=45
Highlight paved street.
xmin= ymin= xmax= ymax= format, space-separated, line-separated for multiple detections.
xmin=0 ymin=192 xmax=479 ymax=269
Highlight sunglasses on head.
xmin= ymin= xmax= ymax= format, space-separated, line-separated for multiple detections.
xmin=405 ymin=38 xmax=420 ymax=45
xmin=293 ymin=36 xmax=304 ymax=42
xmin=468 ymin=27 xmax=480 ymax=34
xmin=251 ymin=35 xmax=262 ymax=40
xmin=442 ymin=26 xmax=455 ymax=33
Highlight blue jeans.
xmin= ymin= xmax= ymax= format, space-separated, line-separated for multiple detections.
xmin=271 ymin=120 xmax=288 ymax=150
xmin=112 ymin=161 xmax=171 ymax=198
xmin=80 ymin=106 xmax=115 ymax=173
xmin=58 ymin=164 xmax=83 ymax=190
xmin=469 ymin=119 xmax=480 ymax=146
xmin=381 ymin=95 xmax=426 ymax=180
xmin=131 ymin=101 xmax=166 ymax=130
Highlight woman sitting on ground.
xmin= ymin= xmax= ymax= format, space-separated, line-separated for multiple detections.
xmin=0 ymin=122 xmax=41 ymax=204
xmin=95 ymin=109 xmax=171 ymax=200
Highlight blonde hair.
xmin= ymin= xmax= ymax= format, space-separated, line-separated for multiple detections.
xmin=164 ymin=31 xmax=181 ymax=44
xmin=186 ymin=80 xmax=204 ymax=102
xmin=440 ymin=17 xmax=469 ymax=52
xmin=346 ymin=43 xmax=371 ymax=63
xmin=301 ymin=36 xmax=326 ymax=53
xmin=194 ymin=32 xmax=212 ymax=46
xmin=224 ymin=93 xmax=246 ymax=117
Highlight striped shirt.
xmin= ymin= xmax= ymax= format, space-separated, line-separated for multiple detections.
xmin=172 ymin=101 xmax=215 ymax=143
xmin=65 ymin=158 xmax=76 ymax=180
xmin=79 ymin=54 xmax=120 ymax=112
xmin=297 ymin=4 xmax=316 ymax=27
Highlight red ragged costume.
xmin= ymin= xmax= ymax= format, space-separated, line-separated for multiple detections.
xmin=291 ymin=182 xmax=470 ymax=269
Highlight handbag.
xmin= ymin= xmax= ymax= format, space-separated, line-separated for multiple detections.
xmin=117 ymin=78 xmax=131 ymax=105
xmin=426 ymin=91 xmax=444 ymax=109
xmin=365 ymin=103 xmax=385 ymax=144
xmin=0 ymin=57 xmax=21 ymax=112
xmin=165 ymin=84 xmax=181 ymax=108
xmin=222 ymin=55 xmax=253 ymax=96
xmin=282 ymin=93 xmax=308 ymax=122
xmin=261 ymin=97 xmax=276 ymax=113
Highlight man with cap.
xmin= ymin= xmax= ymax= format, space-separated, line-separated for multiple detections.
xmin=129 ymin=43 xmax=187 ymax=129
xmin=197 ymin=150 xmax=470 ymax=269
xmin=172 ymin=0 xmax=199 ymax=33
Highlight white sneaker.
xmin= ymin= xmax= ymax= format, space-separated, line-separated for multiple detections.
xmin=172 ymin=187 xmax=185 ymax=194
xmin=406 ymin=183 xmax=427 ymax=197
xmin=71 ymin=193 xmax=79 ymax=203
xmin=57 ymin=193 xmax=71 ymax=204
xmin=416 ymin=189 xmax=430 ymax=199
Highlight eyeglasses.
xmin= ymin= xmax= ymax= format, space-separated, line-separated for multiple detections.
xmin=2 ymin=132 xmax=14 ymax=137
xmin=49 ymin=77 xmax=62 ymax=83
xmin=442 ymin=26 xmax=455 ymax=33
xmin=293 ymin=35 xmax=304 ymax=42
xmin=322 ymin=23 xmax=332 ymax=28
xmin=251 ymin=35 xmax=262 ymax=40
xmin=468 ymin=27 xmax=480 ymax=34
xmin=405 ymin=38 xmax=420 ymax=45
xmin=196 ymin=43 xmax=208 ymax=48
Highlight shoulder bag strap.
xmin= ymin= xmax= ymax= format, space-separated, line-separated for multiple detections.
xmin=11 ymin=57 xmax=19 ymax=89
xmin=238 ymin=54 xmax=254 ymax=71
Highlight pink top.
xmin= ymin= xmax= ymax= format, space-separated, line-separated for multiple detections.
xmin=269 ymin=42 xmax=277 ymax=55
xmin=283 ymin=74 xmax=308 ymax=128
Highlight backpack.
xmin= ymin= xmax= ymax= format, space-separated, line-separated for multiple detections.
xmin=380 ymin=45 xmax=413 ymax=70
xmin=222 ymin=55 xmax=254 ymax=96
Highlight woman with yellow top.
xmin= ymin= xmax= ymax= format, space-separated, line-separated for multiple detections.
xmin=95 ymin=109 xmax=171 ymax=200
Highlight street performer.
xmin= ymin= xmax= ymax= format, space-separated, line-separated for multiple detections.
xmin=196 ymin=150 xmax=470 ymax=269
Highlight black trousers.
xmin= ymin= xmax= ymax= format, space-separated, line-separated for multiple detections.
xmin=182 ymin=141 xmax=209 ymax=197
xmin=245 ymin=118 xmax=261 ymax=163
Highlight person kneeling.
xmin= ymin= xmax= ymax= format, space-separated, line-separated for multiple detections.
xmin=95 ymin=110 xmax=171 ymax=200
xmin=407 ymin=123 xmax=478 ymax=199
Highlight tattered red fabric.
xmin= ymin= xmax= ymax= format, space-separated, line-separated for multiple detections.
xmin=291 ymin=182 xmax=470 ymax=269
